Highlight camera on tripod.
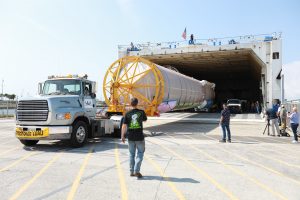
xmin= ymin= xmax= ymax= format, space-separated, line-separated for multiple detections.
xmin=263 ymin=108 xmax=274 ymax=135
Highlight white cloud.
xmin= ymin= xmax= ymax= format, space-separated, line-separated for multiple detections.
xmin=283 ymin=61 xmax=300 ymax=100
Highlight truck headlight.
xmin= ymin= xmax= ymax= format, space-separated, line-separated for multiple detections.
xmin=56 ymin=112 xmax=71 ymax=120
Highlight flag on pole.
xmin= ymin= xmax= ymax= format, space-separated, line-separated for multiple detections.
xmin=182 ymin=27 xmax=186 ymax=40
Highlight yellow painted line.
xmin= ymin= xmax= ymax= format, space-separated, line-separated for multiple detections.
xmin=180 ymin=135 xmax=288 ymax=200
xmin=145 ymin=154 xmax=186 ymax=200
xmin=269 ymin=144 xmax=299 ymax=156
xmin=209 ymin=133 xmax=294 ymax=158
xmin=0 ymin=147 xmax=18 ymax=157
xmin=243 ymin=137 xmax=298 ymax=159
xmin=259 ymin=138 xmax=298 ymax=155
xmin=115 ymin=143 xmax=128 ymax=200
xmin=254 ymin=136 xmax=294 ymax=147
xmin=0 ymin=152 xmax=37 ymax=172
xmin=149 ymin=139 xmax=239 ymax=200
xmin=9 ymin=153 xmax=62 ymax=200
xmin=67 ymin=146 xmax=94 ymax=200
xmin=201 ymin=134 xmax=300 ymax=186
xmin=253 ymin=151 xmax=300 ymax=169
xmin=262 ymin=137 xmax=288 ymax=144
xmin=261 ymin=137 xmax=299 ymax=149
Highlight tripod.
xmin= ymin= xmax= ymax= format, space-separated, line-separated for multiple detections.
xmin=263 ymin=119 xmax=270 ymax=135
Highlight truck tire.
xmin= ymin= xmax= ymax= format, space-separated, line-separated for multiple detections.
xmin=70 ymin=121 xmax=88 ymax=148
xmin=112 ymin=129 xmax=121 ymax=138
xmin=20 ymin=140 xmax=39 ymax=146
xmin=112 ymin=118 xmax=123 ymax=138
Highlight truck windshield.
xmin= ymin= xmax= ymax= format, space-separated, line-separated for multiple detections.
xmin=227 ymin=99 xmax=241 ymax=104
xmin=43 ymin=80 xmax=82 ymax=95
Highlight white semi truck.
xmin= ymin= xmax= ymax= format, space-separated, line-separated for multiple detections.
xmin=15 ymin=75 xmax=123 ymax=147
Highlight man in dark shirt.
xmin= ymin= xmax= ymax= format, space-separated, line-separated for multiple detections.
xmin=266 ymin=106 xmax=280 ymax=136
xmin=219 ymin=103 xmax=231 ymax=143
xmin=121 ymin=97 xmax=147 ymax=178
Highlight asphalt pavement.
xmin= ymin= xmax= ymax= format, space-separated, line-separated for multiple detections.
xmin=0 ymin=113 xmax=299 ymax=200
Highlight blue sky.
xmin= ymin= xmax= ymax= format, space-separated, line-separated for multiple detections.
xmin=0 ymin=0 xmax=299 ymax=99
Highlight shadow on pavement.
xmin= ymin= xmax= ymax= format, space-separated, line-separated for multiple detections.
xmin=145 ymin=121 xmax=219 ymax=135
xmin=140 ymin=175 xmax=200 ymax=183
xmin=22 ymin=138 xmax=128 ymax=154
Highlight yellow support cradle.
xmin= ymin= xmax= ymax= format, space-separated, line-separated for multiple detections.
xmin=103 ymin=56 xmax=165 ymax=116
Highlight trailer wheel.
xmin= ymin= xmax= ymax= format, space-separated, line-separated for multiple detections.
xmin=19 ymin=140 xmax=39 ymax=146
xmin=70 ymin=121 xmax=88 ymax=148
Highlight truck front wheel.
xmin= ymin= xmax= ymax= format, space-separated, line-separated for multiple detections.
xmin=70 ymin=121 xmax=88 ymax=148
xmin=19 ymin=140 xmax=39 ymax=146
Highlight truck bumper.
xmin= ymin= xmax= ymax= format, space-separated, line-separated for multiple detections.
xmin=16 ymin=125 xmax=72 ymax=140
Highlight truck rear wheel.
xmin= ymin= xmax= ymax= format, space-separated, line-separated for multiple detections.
xmin=112 ymin=118 xmax=123 ymax=138
xmin=112 ymin=129 xmax=121 ymax=138
xmin=19 ymin=140 xmax=39 ymax=146
xmin=70 ymin=121 xmax=88 ymax=148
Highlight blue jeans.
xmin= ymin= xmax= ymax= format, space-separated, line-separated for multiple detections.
xmin=221 ymin=124 xmax=231 ymax=140
xmin=128 ymin=140 xmax=145 ymax=173
xmin=291 ymin=123 xmax=299 ymax=141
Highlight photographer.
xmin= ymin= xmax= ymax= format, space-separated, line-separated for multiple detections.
xmin=266 ymin=107 xmax=280 ymax=136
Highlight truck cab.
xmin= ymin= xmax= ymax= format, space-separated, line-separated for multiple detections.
xmin=16 ymin=75 xmax=115 ymax=147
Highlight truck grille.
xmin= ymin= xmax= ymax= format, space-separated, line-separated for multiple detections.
xmin=17 ymin=100 xmax=49 ymax=121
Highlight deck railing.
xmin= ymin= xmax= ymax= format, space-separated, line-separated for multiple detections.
xmin=118 ymin=32 xmax=282 ymax=52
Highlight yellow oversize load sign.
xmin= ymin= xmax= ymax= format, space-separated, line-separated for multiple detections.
xmin=16 ymin=127 xmax=49 ymax=138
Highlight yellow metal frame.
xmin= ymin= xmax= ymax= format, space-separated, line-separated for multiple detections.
xmin=103 ymin=56 xmax=164 ymax=116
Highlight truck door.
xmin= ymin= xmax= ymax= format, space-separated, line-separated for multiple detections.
xmin=82 ymin=82 xmax=96 ymax=118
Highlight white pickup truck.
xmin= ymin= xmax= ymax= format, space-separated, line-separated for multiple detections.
xmin=227 ymin=99 xmax=242 ymax=114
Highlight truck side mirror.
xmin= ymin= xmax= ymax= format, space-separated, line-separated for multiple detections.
xmin=38 ymin=83 xmax=43 ymax=95
xmin=92 ymin=82 xmax=97 ymax=93
xmin=91 ymin=93 xmax=96 ymax=99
